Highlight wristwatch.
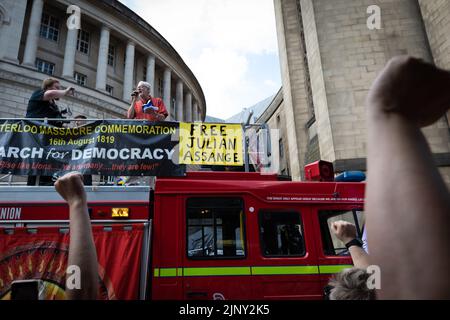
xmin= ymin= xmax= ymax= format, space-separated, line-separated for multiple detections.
xmin=345 ymin=238 xmax=363 ymax=249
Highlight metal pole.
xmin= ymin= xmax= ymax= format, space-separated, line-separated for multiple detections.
xmin=243 ymin=110 xmax=254 ymax=172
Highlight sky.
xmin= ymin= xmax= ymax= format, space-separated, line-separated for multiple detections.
xmin=119 ymin=0 xmax=281 ymax=120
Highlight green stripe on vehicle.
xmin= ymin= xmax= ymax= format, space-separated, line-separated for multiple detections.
xmin=154 ymin=265 xmax=352 ymax=277
xmin=184 ymin=267 xmax=251 ymax=276
xmin=319 ymin=265 xmax=353 ymax=274
xmin=159 ymin=268 xmax=178 ymax=277
xmin=251 ymin=265 xmax=319 ymax=275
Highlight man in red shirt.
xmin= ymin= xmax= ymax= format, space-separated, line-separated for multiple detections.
xmin=127 ymin=81 xmax=168 ymax=121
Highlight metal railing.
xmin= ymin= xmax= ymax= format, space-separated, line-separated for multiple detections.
xmin=0 ymin=117 xmax=274 ymax=185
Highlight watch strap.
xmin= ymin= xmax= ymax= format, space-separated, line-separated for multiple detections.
xmin=345 ymin=238 xmax=363 ymax=249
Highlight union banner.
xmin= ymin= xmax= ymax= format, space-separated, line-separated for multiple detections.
xmin=0 ymin=225 xmax=144 ymax=300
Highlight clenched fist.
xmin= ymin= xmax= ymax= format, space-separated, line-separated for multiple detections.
xmin=54 ymin=172 xmax=86 ymax=206
xmin=331 ymin=221 xmax=357 ymax=244
xmin=367 ymin=55 xmax=450 ymax=127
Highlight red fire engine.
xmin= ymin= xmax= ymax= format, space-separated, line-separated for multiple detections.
xmin=0 ymin=161 xmax=365 ymax=300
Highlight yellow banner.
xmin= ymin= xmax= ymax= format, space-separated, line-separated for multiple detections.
xmin=179 ymin=123 xmax=243 ymax=166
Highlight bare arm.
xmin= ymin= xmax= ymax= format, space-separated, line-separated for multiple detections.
xmin=347 ymin=246 xmax=370 ymax=269
xmin=127 ymin=91 xmax=139 ymax=119
xmin=43 ymin=87 xmax=74 ymax=101
xmin=127 ymin=102 xmax=136 ymax=119
xmin=366 ymin=56 xmax=450 ymax=299
xmin=55 ymin=172 xmax=98 ymax=300
xmin=331 ymin=221 xmax=371 ymax=269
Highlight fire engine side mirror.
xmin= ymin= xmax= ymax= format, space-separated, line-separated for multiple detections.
xmin=304 ymin=160 xmax=334 ymax=182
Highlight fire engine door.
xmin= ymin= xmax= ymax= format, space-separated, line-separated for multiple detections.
xmin=182 ymin=197 xmax=253 ymax=300
xmin=249 ymin=206 xmax=323 ymax=299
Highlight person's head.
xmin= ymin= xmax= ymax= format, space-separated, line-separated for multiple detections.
xmin=74 ymin=115 xmax=87 ymax=127
xmin=41 ymin=78 xmax=61 ymax=91
xmin=136 ymin=81 xmax=151 ymax=98
xmin=327 ymin=268 xmax=376 ymax=300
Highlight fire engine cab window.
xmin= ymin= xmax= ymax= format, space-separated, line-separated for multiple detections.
xmin=319 ymin=210 xmax=365 ymax=255
xmin=259 ymin=211 xmax=305 ymax=257
xmin=187 ymin=198 xmax=245 ymax=258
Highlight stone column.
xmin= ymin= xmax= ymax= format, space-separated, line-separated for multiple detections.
xmin=184 ymin=92 xmax=192 ymax=122
xmin=22 ymin=0 xmax=44 ymax=67
xmin=176 ymin=80 xmax=184 ymax=121
xmin=163 ymin=67 xmax=171 ymax=117
xmin=62 ymin=28 xmax=78 ymax=78
xmin=191 ymin=101 xmax=196 ymax=121
xmin=146 ymin=54 xmax=155 ymax=96
xmin=122 ymin=41 xmax=135 ymax=101
xmin=95 ymin=26 xmax=110 ymax=91
xmin=193 ymin=101 xmax=199 ymax=121
xmin=0 ymin=1 xmax=27 ymax=63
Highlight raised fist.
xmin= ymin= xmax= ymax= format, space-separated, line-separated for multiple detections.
xmin=367 ymin=56 xmax=450 ymax=127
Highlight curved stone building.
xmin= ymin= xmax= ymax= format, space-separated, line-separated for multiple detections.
xmin=268 ymin=0 xmax=450 ymax=185
xmin=0 ymin=0 xmax=206 ymax=121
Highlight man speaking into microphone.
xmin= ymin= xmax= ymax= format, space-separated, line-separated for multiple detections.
xmin=126 ymin=81 xmax=168 ymax=121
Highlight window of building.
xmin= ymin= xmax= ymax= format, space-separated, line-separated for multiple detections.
xmin=279 ymin=138 xmax=284 ymax=159
xmin=35 ymin=58 xmax=55 ymax=75
xmin=39 ymin=13 xmax=60 ymax=42
xmin=74 ymin=72 xmax=87 ymax=86
xmin=319 ymin=209 xmax=365 ymax=256
xmin=77 ymin=30 xmax=90 ymax=54
xmin=259 ymin=211 xmax=305 ymax=257
xmin=107 ymin=45 xmax=115 ymax=67
xmin=187 ymin=198 xmax=245 ymax=259
xmin=143 ymin=66 xmax=147 ymax=81
xmin=106 ymin=85 xmax=114 ymax=96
